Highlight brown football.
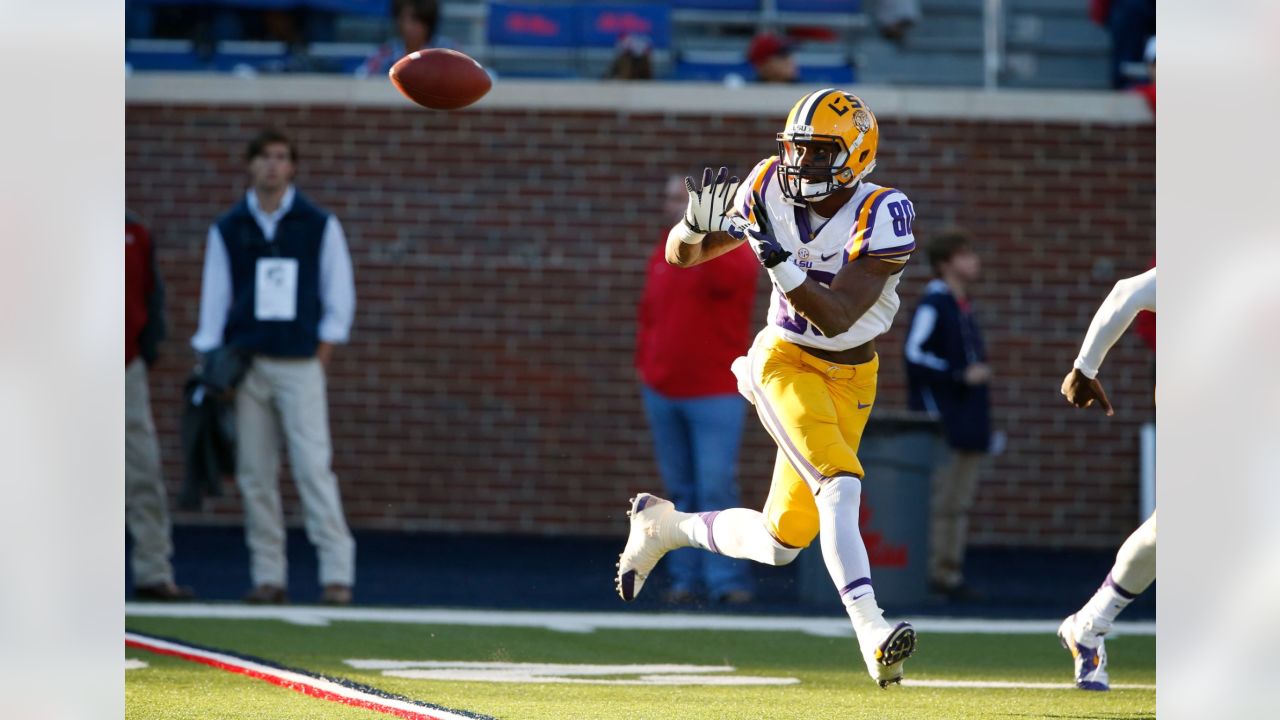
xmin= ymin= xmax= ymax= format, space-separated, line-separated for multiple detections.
xmin=389 ymin=48 xmax=492 ymax=111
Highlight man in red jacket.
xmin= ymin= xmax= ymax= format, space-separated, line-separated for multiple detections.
xmin=634 ymin=176 xmax=760 ymax=605
xmin=126 ymin=212 xmax=194 ymax=601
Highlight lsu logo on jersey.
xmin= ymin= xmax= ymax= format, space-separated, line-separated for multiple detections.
xmin=794 ymin=247 xmax=814 ymax=269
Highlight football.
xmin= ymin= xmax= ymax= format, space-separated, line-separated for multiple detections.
xmin=389 ymin=48 xmax=492 ymax=111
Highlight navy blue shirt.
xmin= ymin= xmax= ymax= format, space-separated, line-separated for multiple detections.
xmin=904 ymin=279 xmax=992 ymax=451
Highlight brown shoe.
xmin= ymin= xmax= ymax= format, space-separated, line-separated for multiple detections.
xmin=134 ymin=582 xmax=196 ymax=602
xmin=321 ymin=584 xmax=352 ymax=606
xmin=243 ymin=584 xmax=288 ymax=604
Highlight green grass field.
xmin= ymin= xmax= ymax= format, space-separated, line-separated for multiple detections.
xmin=125 ymin=613 xmax=1154 ymax=720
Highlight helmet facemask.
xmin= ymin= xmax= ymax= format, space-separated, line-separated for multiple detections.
xmin=777 ymin=134 xmax=856 ymax=204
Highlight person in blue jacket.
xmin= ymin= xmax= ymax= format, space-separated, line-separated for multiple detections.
xmin=904 ymin=229 xmax=992 ymax=601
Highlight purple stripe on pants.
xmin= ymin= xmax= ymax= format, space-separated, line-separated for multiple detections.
xmin=700 ymin=511 xmax=721 ymax=554
xmin=749 ymin=361 xmax=827 ymax=486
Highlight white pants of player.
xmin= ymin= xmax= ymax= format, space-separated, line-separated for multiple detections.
xmin=236 ymin=357 xmax=355 ymax=588
xmin=126 ymin=358 xmax=176 ymax=587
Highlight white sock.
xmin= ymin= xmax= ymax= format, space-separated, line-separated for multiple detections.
xmin=816 ymin=475 xmax=890 ymax=640
xmin=1111 ymin=512 xmax=1157 ymax=595
xmin=1076 ymin=574 xmax=1136 ymax=645
xmin=1076 ymin=513 xmax=1156 ymax=645
xmin=676 ymin=508 xmax=801 ymax=566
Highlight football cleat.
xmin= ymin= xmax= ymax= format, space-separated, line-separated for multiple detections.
xmin=861 ymin=621 xmax=917 ymax=688
xmin=615 ymin=494 xmax=682 ymax=602
xmin=1058 ymin=614 xmax=1110 ymax=691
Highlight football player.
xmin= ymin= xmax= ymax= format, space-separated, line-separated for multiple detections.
xmin=617 ymin=89 xmax=919 ymax=687
xmin=1057 ymin=267 xmax=1157 ymax=691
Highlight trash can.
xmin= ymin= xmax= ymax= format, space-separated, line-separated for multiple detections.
xmin=797 ymin=411 xmax=940 ymax=607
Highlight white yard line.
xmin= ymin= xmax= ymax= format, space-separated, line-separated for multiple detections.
xmin=126 ymin=603 xmax=1155 ymax=638
xmin=905 ymin=679 xmax=1156 ymax=690
xmin=343 ymin=660 xmax=799 ymax=686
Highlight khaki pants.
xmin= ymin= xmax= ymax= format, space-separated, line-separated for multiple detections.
xmin=929 ymin=449 xmax=984 ymax=588
xmin=126 ymin=358 xmax=174 ymax=586
xmin=236 ymin=357 xmax=355 ymax=588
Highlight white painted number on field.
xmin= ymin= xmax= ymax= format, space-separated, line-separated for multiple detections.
xmin=125 ymin=658 xmax=149 ymax=670
xmin=345 ymin=660 xmax=799 ymax=686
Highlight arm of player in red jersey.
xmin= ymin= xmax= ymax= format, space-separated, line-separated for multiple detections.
xmin=785 ymin=255 xmax=903 ymax=338
xmin=1061 ymin=267 xmax=1158 ymax=416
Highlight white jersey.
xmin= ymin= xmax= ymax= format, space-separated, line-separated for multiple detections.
xmin=732 ymin=156 xmax=917 ymax=352
xmin=1073 ymin=267 xmax=1157 ymax=378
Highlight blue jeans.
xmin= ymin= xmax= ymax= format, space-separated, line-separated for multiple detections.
xmin=641 ymin=385 xmax=753 ymax=597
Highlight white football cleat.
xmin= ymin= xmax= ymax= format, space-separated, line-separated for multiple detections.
xmin=1058 ymin=614 xmax=1110 ymax=691
xmin=615 ymin=493 xmax=683 ymax=602
xmin=860 ymin=621 xmax=917 ymax=688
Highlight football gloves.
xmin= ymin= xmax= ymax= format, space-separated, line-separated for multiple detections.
xmin=746 ymin=190 xmax=792 ymax=269
xmin=682 ymin=166 xmax=742 ymax=234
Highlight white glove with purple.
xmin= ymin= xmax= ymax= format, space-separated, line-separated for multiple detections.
xmin=675 ymin=166 xmax=742 ymax=243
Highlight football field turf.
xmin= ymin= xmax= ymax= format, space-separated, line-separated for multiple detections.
xmin=125 ymin=607 xmax=1155 ymax=720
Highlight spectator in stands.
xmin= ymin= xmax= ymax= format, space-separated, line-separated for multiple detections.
xmin=192 ymin=129 xmax=357 ymax=605
xmin=634 ymin=175 xmax=759 ymax=605
xmin=126 ymin=211 xmax=194 ymax=601
xmin=607 ymin=34 xmax=653 ymax=80
xmin=872 ymin=0 xmax=922 ymax=45
xmin=746 ymin=32 xmax=798 ymax=84
xmin=356 ymin=0 xmax=439 ymax=78
xmin=1091 ymin=0 xmax=1156 ymax=89
xmin=903 ymin=230 xmax=993 ymax=603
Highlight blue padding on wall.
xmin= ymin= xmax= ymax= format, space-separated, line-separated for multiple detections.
xmin=672 ymin=0 xmax=760 ymax=10
xmin=487 ymin=3 xmax=578 ymax=47
xmin=673 ymin=59 xmax=755 ymax=82
xmin=578 ymin=4 xmax=671 ymax=48
xmin=776 ymin=0 xmax=861 ymax=12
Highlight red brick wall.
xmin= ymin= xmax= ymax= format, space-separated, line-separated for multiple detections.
xmin=126 ymin=102 xmax=1154 ymax=548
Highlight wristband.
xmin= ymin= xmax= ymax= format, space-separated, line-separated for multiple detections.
xmin=768 ymin=261 xmax=806 ymax=293
xmin=674 ymin=220 xmax=706 ymax=245
xmin=1072 ymin=357 xmax=1099 ymax=379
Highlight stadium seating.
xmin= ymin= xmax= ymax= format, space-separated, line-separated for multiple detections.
xmin=307 ymin=41 xmax=381 ymax=73
xmin=1001 ymin=0 xmax=1111 ymax=89
xmin=670 ymin=0 xmax=758 ymax=9
xmin=578 ymin=4 xmax=671 ymax=49
xmin=122 ymin=0 xmax=1115 ymax=89
xmin=486 ymin=3 xmax=576 ymax=47
xmin=775 ymin=0 xmax=860 ymax=12
xmin=211 ymin=40 xmax=290 ymax=73
xmin=797 ymin=61 xmax=856 ymax=85
xmin=126 ymin=38 xmax=206 ymax=72
xmin=673 ymin=50 xmax=754 ymax=82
